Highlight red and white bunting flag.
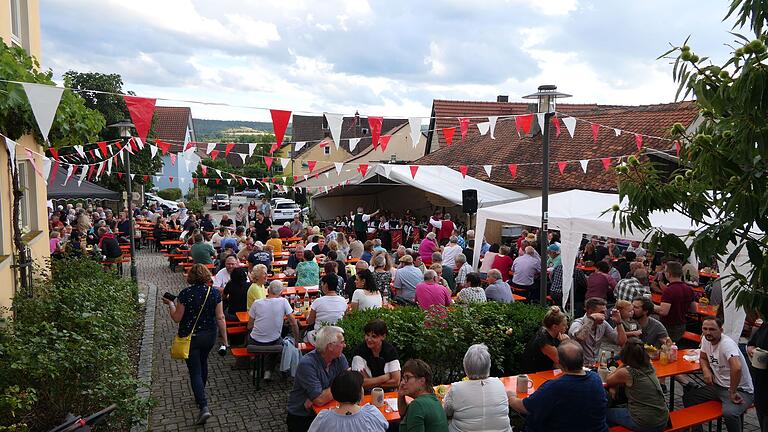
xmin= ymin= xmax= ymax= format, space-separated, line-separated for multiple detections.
xmin=358 ymin=164 xmax=369 ymax=177
xmin=488 ymin=116 xmax=498 ymax=139
xmin=281 ymin=158 xmax=290 ymax=169
xmin=349 ymin=137 xmax=361 ymax=152
xmin=21 ymin=83 xmax=64 ymax=142
xmin=368 ymin=116 xmax=383 ymax=149
xmin=483 ymin=165 xmax=492 ymax=178
xmin=264 ymin=156 xmax=274 ymax=170
xmin=215 ymin=178 xmax=221 ymax=185
xmin=201 ymin=165 xmax=208 ymax=176
xmin=89 ymin=149 xmax=97 ymax=159
xmin=614 ymin=128 xmax=622 ymax=136
xmin=143 ymin=175 xmax=149 ymax=181
xmin=270 ymin=109 xmax=291 ymax=149
xmin=238 ymin=153 xmax=247 ymax=164
xmin=215 ymin=169 xmax=223 ymax=178
xmin=324 ymin=113 xmax=343 ymax=150
xmin=334 ymin=162 xmax=343 ymax=175
xmin=247 ymin=143 xmax=257 ymax=156
xmin=169 ymin=153 xmax=176 ymax=166
xmin=97 ymin=141 xmax=108 ymax=157
xmin=459 ymin=165 xmax=468 ymax=178
xmin=169 ymin=176 xmax=174 ymax=183
xmin=675 ymin=141 xmax=681 ymax=157
xmin=562 ymin=117 xmax=577 ymax=139
xmin=409 ymin=165 xmax=419 ymax=179
xmin=123 ymin=95 xmax=156 ymax=143
xmin=508 ymin=164 xmax=518 ymax=178
xmin=557 ymin=161 xmax=567 ymax=174
xmin=442 ymin=127 xmax=455 ymax=146
xmin=206 ymin=143 xmax=216 ymax=154
xmin=552 ymin=116 xmax=561 ymax=137
xmin=78 ymin=165 xmax=89 ymax=185
xmin=192 ymin=178 xmax=198 ymax=185
xmin=74 ymin=145 xmax=85 ymax=158
xmin=25 ymin=149 xmax=44 ymax=179
xmin=379 ymin=135 xmax=391 ymax=152
xmin=409 ymin=117 xmax=421 ymax=148
xmin=516 ymin=114 xmax=534 ymax=135
xmin=307 ymin=160 xmax=317 ymax=173
xmin=634 ymin=134 xmax=643 ymax=151
xmin=458 ymin=117 xmax=470 ymax=142
xmin=116 ymin=171 xmax=123 ymax=180
xmin=149 ymin=144 xmax=158 ymax=158
xmin=50 ymin=161 xmax=60 ymax=183
xmin=210 ymin=150 xmax=220 ymax=161
xmin=477 ymin=122 xmax=490 ymax=136
xmin=86 ymin=164 xmax=96 ymax=181
xmin=601 ymin=157 xmax=612 ymax=171
xmin=225 ymin=143 xmax=235 ymax=157
xmin=536 ymin=113 xmax=546 ymax=135
xmin=579 ymin=160 xmax=589 ymax=173
xmin=157 ymin=139 xmax=171 ymax=155
xmin=203 ymin=178 xmax=209 ymax=184
xmin=49 ymin=147 xmax=59 ymax=161
xmin=591 ymin=124 xmax=600 ymax=143
xmin=295 ymin=141 xmax=307 ymax=152
xmin=184 ymin=140 xmax=196 ymax=152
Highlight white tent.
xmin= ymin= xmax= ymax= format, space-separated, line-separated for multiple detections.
xmin=310 ymin=165 xmax=528 ymax=220
xmin=474 ymin=189 xmax=747 ymax=341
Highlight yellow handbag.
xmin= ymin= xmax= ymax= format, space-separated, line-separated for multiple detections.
xmin=170 ymin=286 xmax=211 ymax=360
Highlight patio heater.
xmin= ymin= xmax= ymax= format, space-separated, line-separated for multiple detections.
xmin=109 ymin=120 xmax=138 ymax=282
xmin=522 ymin=85 xmax=571 ymax=306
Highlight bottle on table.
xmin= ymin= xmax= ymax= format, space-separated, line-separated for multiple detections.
xmin=303 ymin=290 xmax=310 ymax=310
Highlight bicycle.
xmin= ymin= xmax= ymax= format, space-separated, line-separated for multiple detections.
xmin=48 ymin=404 xmax=117 ymax=432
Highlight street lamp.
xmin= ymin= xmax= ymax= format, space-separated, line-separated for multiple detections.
xmin=109 ymin=120 xmax=138 ymax=282
xmin=522 ymin=85 xmax=571 ymax=306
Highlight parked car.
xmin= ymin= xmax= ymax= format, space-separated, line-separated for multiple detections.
xmin=240 ymin=189 xmax=264 ymax=198
xmin=144 ymin=193 xmax=179 ymax=213
xmin=271 ymin=199 xmax=302 ymax=224
xmin=211 ymin=194 xmax=231 ymax=210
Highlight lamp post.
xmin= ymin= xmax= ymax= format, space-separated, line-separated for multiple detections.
xmin=522 ymin=85 xmax=571 ymax=305
xmin=109 ymin=120 xmax=138 ymax=282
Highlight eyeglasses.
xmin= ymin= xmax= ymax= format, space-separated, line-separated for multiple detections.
xmin=401 ymin=374 xmax=417 ymax=383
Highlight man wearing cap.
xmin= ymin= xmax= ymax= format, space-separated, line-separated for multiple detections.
xmin=546 ymin=244 xmax=562 ymax=273
xmin=393 ymin=254 xmax=422 ymax=302
xmin=247 ymin=241 xmax=273 ymax=272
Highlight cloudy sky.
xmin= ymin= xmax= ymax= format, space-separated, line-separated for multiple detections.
xmin=41 ymin=0 xmax=739 ymax=121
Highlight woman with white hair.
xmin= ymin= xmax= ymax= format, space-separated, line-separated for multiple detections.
xmin=442 ymin=344 xmax=512 ymax=431
xmin=419 ymin=232 xmax=440 ymax=266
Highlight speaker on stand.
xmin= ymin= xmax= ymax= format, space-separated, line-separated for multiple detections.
xmin=462 ymin=189 xmax=478 ymax=234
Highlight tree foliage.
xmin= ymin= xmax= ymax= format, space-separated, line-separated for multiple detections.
xmin=615 ymin=0 xmax=768 ymax=313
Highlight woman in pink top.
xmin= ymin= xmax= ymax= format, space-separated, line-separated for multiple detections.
xmin=419 ymin=232 xmax=439 ymax=266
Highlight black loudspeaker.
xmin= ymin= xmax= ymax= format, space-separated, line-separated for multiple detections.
xmin=462 ymin=189 xmax=478 ymax=214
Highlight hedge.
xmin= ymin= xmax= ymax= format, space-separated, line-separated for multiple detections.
xmin=336 ymin=302 xmax=546 ymax=384
xmin=157 ymin=187 xmax=182 ymax=201
xmin=0 ymin=258 xmax=150 ymax=431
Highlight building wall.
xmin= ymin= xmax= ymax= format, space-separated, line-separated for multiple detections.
xmin=292 ymin=144 xmax=352 ymax=179
xmin=0 ymin=0 xmax=41 ymax=59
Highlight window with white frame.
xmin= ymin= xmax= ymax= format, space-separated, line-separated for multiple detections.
xmin=17 ymin=160 xmax=37 ymax=233
xmin=10 ymin=0 xmax=22 ymax=44
xmin=323 ymin=146 xmax=330 ymax=156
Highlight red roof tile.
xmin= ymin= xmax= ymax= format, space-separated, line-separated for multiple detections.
xmin=417 ymin=101 xmax=699 ymax=192
xmin=292 ymin=115 xmax=407 ymax=156
xmin=153 ymin=107 xmax=193 ymax=150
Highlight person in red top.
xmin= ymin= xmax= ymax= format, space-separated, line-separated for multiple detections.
xmin=491 ymin=245 xmax=514 ymax=281
xmin=429 ymin=212 xmax=455 ymax=245
xmin=654 ymin=260 xmax=696 ymax=342
xmin=585 ymin=260 xmax=617 ymax=301
xmin=516 ymin=230 xmax=529 ymax=255
xmin=277 ymin=222 xmax=294 ymax=239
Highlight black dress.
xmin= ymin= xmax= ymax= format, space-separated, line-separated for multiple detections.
xmin=748 ymin=322 xmax=768 ymax=430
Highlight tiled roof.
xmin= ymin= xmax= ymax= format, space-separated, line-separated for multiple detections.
xmin=153 ymin=107 xmax=193 ymax=145
xmin=416 ymin=101 xmax=700 ymax=192
xmin=292 ymin=115 xmax=408 ymax=156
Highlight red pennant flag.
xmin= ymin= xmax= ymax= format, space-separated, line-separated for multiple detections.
xmin=210 ymin=150 xmax=220 ymax=161
xmin=272 ymin=177 xmax=279 ymax=183
xmin=379 ymin=135 xmax=392 ymax=152
xmin=557 ymin=161 xmax=567 ymax=174
xmin=123 ymin=95 xmax=156 ymax=142
xmin=270 ymin=142 xmax=280 ymax=154
xmin=293 ymin=176 xmax=299 ymax=182
xmin=458 ymin=117 xmax=470 ymax=142
xmin=49 ymin=147 xmax=59 ymax=161
xmin=459 ymin=165 xmax=468 ymax=178
xmin=115 ymin=140 xmax=124 ymax=151
xmin=552 ymin=116 xmax=561 ymax=137
xmin=634 ymin=134 xmax=643 ymax=151
xmin=225 ymin=143 xmax=235 ymax=157
xmin=169 ymin=176 xmax=174 ymax=183
xmin=238 ymin=177 xmax=244 ymax=185
xmin=264 ymin=156 xmax=274 ymax=169
xmin=442 ymin=127 xmax=456 ymax=146
xmin=97 ymin=141 xmax=108 ymax=158
xmin=591 ymin=124 xmax=599 ymax=143
xmin=169 ymin=153 xmax=176 ymax=166
xmin=129 ymin=138 xmax=138 ymax=153
xmin=215 ymin=178 xmax=221 ymax=184
xmin=184 ymin=141 xmax=195 ymax=152
xmin=368 ymin=116 xmax=383 ymax=148
xmin=89 ymin=149 xmax=96 ymax=159
xmin=270 ymin=109 xmax=291 ymax=149
xmin=675 ymin=141 xmax=681 ymax=157
xmin=601 ymin=158 xmax=612 ymax=171
xmin=200 ymin=166 xmax=208 ymax=177
xmin=508 ymin=164 xmax=518 ymax=178
xmin=192 ymin=178 xmax=198 ymax=185
xmin=516 ymin=114 xmax=534 ymax=135
xmin=359 ymin=164 xmax=369 ymax=177
xmin=409 ymin=165 xmax=419 ymax=178
xmin=50 ymin=161 xmax=59 ymax=182
xmin=117 ymin=172 xmax=124 ymax=179
xmin=307 ymin=160 xmax=317 ymax=173
xmin=143 ymin=175 xmax=149 ymax=181
xmin=86 ymin=164 xmax=96 ymax=181
xmin=157 ymin=139 xmax=171 ymax=155
xmin=314 ymin=173 xmax=320 ymax=179
xmin=262 ymin=177 xmax=268 ymax=182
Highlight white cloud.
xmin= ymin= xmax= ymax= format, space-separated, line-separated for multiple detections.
xmin=424 ymin=42 xmax=446 ymax=76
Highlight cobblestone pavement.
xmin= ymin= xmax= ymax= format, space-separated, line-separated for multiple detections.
xmin=136 ymin=250 xmax=762 ymax=432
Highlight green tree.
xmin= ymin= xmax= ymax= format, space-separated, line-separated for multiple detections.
xmin=615 ymin=0 xmax=768 ymax=312
xmin=62 ymin=71 xmax=163 ymax=192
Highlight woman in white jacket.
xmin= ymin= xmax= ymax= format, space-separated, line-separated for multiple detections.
xmin=442 ymin=344 xmax=512 ymax=432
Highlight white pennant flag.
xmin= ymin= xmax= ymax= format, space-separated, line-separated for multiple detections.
xmin=154 ymin=175 xmax=161 ymax=182
xmin=562 ymin=117 xmax=577 ymax=139
xmin=63 ymin=165 xmax=74 ymax=186
xmin=238 ymin=153 xmax=247 ymax=164
xmin=74 ymin=145 xmax=85 ymax=158
xmin=324 ymin=172 xmax=330 ymax=179
xmin=118 ymin=150 xmax=124 ymax=164
xmin=226 ymin=179 xmax=232 ymax=185
xmin=203 ymin=178 xmax=209 ymax=184
xmin=383 ymin=164 xmax=392 ymax=178
xmin=107 ymin=158 xmax=113 ymax=176
xmin=206 ymin=143 xmax=216 ymax=154
xmin=97 ymin=161 xmax=106 ymax=178
xmin=324 ymin=186 xmax=329 ymax=193
xmin=21 ymin=83 xmax=64 ymax=142
xmin=303 ymin=174 xmax=308 ymax=181
xmin=408 ymin=117 xmax=421 ymax=148
xmin=94 ymin=148 xmax=101 ymax=159
xmin=77 ymin=164 xmax=88 ymax=186
xmin=614 ymin=128 xmax=622 ymax=136
xmin=579 ymin=159 xmax=589 ymax=173
xmin=348 ymin=138 xmax=361 ymax=152
xmin=324 ymin=113 xmax=343 ymax=150
xmin=130 ymin=174 xmax=136 ymax=180
xmin=488 ymin=116 xmax=498 ymax=139
xmin=334 ymin=162 xmax=343 ymax=175
xmin=294 ymin=141 xmax=307 ymax=152
xmin=536 ymin=113 xmax=546 ymax=135
xmin=215 ymin=169 xmax=223 ymax=178
xmin=265 ymin=183 xmax=271 ymax=191
xmin=248 ymin=143 xmax=257 ymax=156
xmin=149 ymin=144 xmax=158 ymax=158
xmin=3 ymin=136 xmax=18 ymax=175
xmin=280 ymin=158 xmax=290 ymax=169
xmin=483 ymin=165 xmax=493 ymax=177
xmin=477 ymin=122 xmax=490 ymax=136
xmin=42 ymin=157 xmax=52 ymax=184
xmin=135 ymin=137 xmax=144 ymax=150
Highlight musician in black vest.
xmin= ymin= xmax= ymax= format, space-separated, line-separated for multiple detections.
xmin=353 ymin=207 xmax=379 ymax=243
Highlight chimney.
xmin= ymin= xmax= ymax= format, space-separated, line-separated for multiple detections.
xmin=497 ymin=95 xmax=509 ymax=103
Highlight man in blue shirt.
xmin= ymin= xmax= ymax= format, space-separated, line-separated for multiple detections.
xmin=485 ymin=269 xmax=514 ymax=303
xmin=509 ymin=339 xmax=608 ymax=432
xmin=286 ymin=326 xmax=349 ymax=432
xmin=393 ymin=255 xmax=423 ymax=301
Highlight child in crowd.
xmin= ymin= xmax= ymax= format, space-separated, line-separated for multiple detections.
xmin=616 ymin=300 xmax=642 ymax=338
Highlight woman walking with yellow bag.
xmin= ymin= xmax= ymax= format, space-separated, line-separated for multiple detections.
xmin=162 ymin=264 xmax=228 ymax=425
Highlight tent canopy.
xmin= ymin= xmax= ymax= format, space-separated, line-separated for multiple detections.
xmin=311 ymin=165 xmax=527 ymax=220
xmin=47 ymin=168 xmax=122 ymax=200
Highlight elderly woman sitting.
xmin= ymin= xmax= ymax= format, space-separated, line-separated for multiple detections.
xmin=442 ymin=344 xmax=512 ymax=432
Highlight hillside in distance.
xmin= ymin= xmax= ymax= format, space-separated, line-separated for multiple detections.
xmin=193 ymin=118 xmax=292 ymax=140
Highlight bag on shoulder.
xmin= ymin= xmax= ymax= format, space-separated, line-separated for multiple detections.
xmin=170 ymin=286 xmax=211 ymax=360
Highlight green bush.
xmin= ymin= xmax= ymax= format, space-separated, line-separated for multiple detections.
xmin=185 ymin=198 xmax=204 ymax=214
xmin=336 ymin=302 xmax=546 ymax=384
xmin=157 ymin=187 xmax=181 ymax=201
xmin=0 ymin=257 xmax=150 ymax=431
